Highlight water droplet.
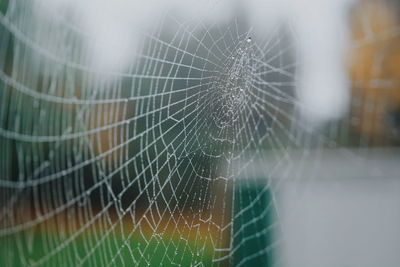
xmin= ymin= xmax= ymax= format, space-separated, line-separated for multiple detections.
xmin=246 ymin=37 xmax=252 ymax=43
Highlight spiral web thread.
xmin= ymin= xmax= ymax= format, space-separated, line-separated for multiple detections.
xmin=0 ymin=0 xmax=399 ymax=266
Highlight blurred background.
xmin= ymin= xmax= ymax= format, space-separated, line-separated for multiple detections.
xmin=0 ymin=0 xmax=400 ymax=266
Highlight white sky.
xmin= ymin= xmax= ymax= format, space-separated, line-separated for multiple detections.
xmin=38 ymin=0 xmax=356 ymax=124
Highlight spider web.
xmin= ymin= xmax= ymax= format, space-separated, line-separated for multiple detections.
xmin=0 ymin=0 xmax=398 ymax=267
